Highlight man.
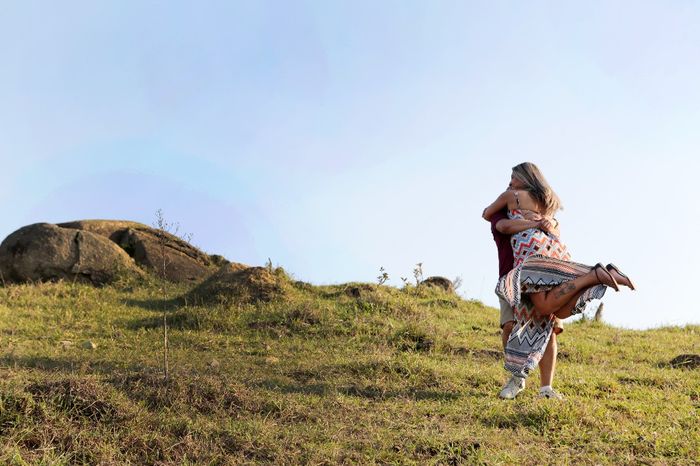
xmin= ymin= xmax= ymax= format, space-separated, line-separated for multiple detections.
xmin=489 ymin=208 xmax=564 ymax=400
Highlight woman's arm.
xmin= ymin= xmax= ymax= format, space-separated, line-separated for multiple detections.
xmin=482 ymin=191 xmax=511 ymax=221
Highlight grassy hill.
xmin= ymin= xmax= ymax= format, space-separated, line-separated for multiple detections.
xmin=0 ymin=273 xmax=698 ymax=465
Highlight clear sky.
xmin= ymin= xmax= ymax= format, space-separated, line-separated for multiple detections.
xmin=1 ymin=1 xmax=698 ymax=329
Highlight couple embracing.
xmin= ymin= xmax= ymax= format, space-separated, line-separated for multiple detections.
xmin=483 ymin=162 xmax=635 ymax=400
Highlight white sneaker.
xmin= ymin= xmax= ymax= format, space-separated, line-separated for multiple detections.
xmin=499 ymin=376 xmax=525 ymax=399
xmin=537 ymin=387 xmax=564 ymax=400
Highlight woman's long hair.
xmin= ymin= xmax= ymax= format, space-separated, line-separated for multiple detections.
xmin=512 ymin=162 xmax=562 ymax=216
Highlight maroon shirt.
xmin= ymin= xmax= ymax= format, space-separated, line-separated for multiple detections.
xmin=490 ymin=209 xmax=514 ymax=278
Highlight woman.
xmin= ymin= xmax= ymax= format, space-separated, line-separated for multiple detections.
xmin=483 ymin=162 xmax=634 ymax=379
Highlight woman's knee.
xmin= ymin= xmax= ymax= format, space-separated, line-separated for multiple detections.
xmin=531 ymin=292 xmax=556 ymax=314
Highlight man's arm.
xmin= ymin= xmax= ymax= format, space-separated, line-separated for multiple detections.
xmin=520 ymin=211 xmax=560 ymax=237
xmin=495 ymin=218 xmax=540 ymax=235
xmin=496 ymin=218 xmax=560 ymax=236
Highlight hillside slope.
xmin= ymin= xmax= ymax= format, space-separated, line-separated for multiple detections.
xmin=0 ymin=275 xmax=698 ymax=465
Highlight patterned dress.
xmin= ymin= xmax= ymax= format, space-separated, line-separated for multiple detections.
xmin=496 ymin=209 xmax=608 ymax=378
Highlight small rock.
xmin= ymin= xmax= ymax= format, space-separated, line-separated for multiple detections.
xmin=209 ymin=359 xmax=220 ymax=368
xmin=82 ymin=340 xmax=97 ymax=350
xmin=421 ymin=276 xmax=455 ymax=293
xmin=345 ymin=284 xmax=376 ymax=298
xmin=670 ymin=354 xmax=700 ymax=369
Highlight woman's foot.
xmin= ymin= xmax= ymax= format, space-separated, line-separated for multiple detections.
xmin=606 ymin=264 xmax=636 ymax=290
xmin=594 ymin=263 xmax=619 ymax=291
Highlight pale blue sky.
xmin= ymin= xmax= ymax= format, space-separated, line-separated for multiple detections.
xmin=1 ymin=1 xmax=698 ymax=329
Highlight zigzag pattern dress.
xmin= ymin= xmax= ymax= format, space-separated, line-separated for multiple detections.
xmin=496 ymin=209 xmax=608 ymax=378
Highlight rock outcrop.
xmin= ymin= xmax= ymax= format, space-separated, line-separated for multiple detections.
xmin=0 ymin=223 xmax=142 ymax=285
xmin=58 ymin=220 xmax=229 ymax=283
xmin=186 ymin=264 xmax=287 ymax=305
xmin=56 ymin=220 xmax=144 ymax=242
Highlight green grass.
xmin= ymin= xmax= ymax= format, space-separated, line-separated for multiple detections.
xmin=0 ymin=276 xmax=698 ymax=465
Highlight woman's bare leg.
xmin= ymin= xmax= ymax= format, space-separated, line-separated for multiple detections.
xmin=531 ymin=268 xmax=616 ymax=316
xmin=552 ymin=288 xmax=590 ymax=319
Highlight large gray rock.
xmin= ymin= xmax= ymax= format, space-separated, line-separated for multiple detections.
xmin=0 ymin=223 xmax=142 ymax=285
xmin=58 ymin=220 xmax=228 ymax=283
xmin=56 ymin=220 xmax=144 ymax=242
xmin=116 ymin=227 xmax=212 ymax=283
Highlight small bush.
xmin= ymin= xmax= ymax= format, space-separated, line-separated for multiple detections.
xmin=391 ymin=324 xmax=435 ymax=352
xmin=110 ymin=372 xmax=278 ymax=417
xmin=27 ymin=377 xmax=135 ymax=423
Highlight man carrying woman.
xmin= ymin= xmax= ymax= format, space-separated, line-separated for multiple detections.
xmin=483 ymin=162 xmax=635 ymax=400
xmin=489 ymin=207 xmax=564 ymax=399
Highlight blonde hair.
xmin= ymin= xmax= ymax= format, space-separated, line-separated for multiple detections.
xmin=512 ymin=162 xmax=562 ymax=216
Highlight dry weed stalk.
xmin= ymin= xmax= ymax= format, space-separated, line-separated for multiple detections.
xmin=152 ymin=209 xmax=192 ymax=383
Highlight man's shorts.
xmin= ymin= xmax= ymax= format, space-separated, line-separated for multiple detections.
xmin=498 ymin=296 xmax=564 ymax=334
